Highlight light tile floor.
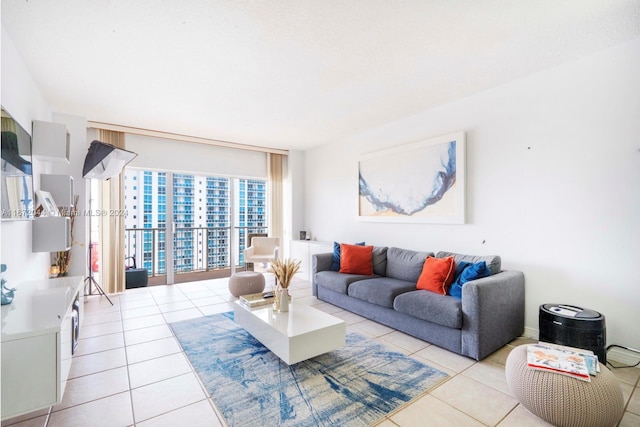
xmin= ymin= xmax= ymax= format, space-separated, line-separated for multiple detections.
xmin=3 ymin=277 xmax=640 ymax=427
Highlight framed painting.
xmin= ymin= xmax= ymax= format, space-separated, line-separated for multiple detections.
xmin=358 ymin=132 xmax=465 ymax=224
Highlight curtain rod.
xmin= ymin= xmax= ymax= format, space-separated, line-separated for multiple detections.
xmin=87 ymin=121 xmax=289 ymax=155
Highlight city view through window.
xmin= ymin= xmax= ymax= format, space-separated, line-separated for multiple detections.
xmin=123 ymin=169 xmax=267 ymax=284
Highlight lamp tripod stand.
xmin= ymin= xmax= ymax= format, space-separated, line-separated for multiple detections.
xmin=84 ymin=187 xmax=113 ymax=306
xmin=84 ymin=239 xmax=113 ymax=306
xmin=84 ymin=273 xmax=113 ymax=305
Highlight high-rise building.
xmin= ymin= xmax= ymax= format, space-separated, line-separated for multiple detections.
xmin=237 ymin=179 xmax=267 ymax=264
xmin=124 ymin=171 xmax=168 ymax=274
xmin=204 ymin=176 xmax=231 ymax=268
xmin=124 ymin=170 xmax=266 ymax=279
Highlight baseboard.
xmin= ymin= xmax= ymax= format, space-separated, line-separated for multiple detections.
xmin=522 ymin=326 xmax=640 ymax=368
xmin=606 ymin=347 xmax=640 ymax=368
xmin=523 ymin=326 xmax=538 ymax=340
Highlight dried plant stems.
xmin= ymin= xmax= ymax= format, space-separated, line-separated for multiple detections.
xmin=53 ymin=194 xmax=80 ymax=275
xmin=269 ymin=258 xmax=301 ymax=289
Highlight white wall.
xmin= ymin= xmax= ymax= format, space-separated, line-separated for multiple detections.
xmin=125 ymin=134 xmax=267 ymax=179
xmin=285 ymin=149 xmax=305 ymax=257
xmin=1 ymin=28 xmax=89 ymax=284
xmin=51 ymin=113 xmax=88 ymax=278
xmin=304 ymin=37 xmax=640 ymax=355
xmin=1 ymin=27 xmax=53 ymax=284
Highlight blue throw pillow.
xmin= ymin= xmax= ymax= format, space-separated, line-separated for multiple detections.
xmin=448 ymin=261 xmax=490 ymax=299
xmin=331 ymin=241 xmax=365 ymax=271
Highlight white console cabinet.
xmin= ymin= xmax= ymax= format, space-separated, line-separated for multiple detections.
xmin=289 ymin=240 xmax=333 ymax=282
xmin=1 ymin=276 xmax=83 ymax=420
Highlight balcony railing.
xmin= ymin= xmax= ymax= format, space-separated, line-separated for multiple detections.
xmin=124 ymin=226 xmax=267 ymax=283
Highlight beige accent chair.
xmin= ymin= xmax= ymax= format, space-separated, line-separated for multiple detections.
xmin=243 ymin=237 xmax=280 ymax=270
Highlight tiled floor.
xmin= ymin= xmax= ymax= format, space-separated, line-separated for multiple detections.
xmin=3 ymin=276 xmax=640 ymax=427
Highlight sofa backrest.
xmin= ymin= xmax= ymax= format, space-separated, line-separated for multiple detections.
xmin=386 ymin=247 xmax=434 ymax=282
xmin=436 ymin=251 xmax=502 ymax=275
xmin=372 ymin=246 xmax=388 ymax=276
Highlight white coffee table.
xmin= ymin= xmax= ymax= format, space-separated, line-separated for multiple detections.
xmin=233 ymin=300 xmax=346 ymax=365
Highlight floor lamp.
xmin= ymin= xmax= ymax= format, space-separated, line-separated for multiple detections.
xmin=82 ymin=140 xmax=137 ymax=305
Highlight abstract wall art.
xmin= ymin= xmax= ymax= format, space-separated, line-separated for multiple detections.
xmin=358 ymin=132 xmax=465 ymax=224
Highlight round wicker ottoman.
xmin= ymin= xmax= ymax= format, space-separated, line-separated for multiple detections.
xmin=506 ymin=344 xmax=624 ymax=427
xmin=228 ymin=271 xmax=265 ymax=297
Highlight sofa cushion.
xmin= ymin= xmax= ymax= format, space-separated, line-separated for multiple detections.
xmin=348 ymin=277 xmax=417 ymax=308
xmin=331 ymin=241 xmax=365 ymax=271
xmin=386 ymin=247 xmax=434 ymax=282
xmin=416 ymin=256 xmax=456 ymax=295
xmin=394 ymin=290 xmax=463 ymax=329
xmin=315 ymin=270 xmax=374 ymax=295
xmin=436 ymin=251 xmax=501 ymax=275
xmin=340 ymin=244 xmax=374 ymax=275
xmin=372 ymin=246 xmax=388 ymax=276
xmin=449 ymin=261 xmax=491 ymax=299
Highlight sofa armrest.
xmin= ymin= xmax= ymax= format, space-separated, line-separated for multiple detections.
xmin=312 ymin=253 xmax=333 ymax=296
xmin=461 ymin=270 xmax=525 ymax=360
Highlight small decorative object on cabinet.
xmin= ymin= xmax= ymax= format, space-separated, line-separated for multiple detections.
xmin=49 ymin=265 xmax=60 ymax=278
xmin=1 ymin=264 xmax=16 ymax=305
xmin=32 ymin=120 xmax=70 ymax=163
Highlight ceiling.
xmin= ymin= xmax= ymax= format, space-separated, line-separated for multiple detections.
xmin=2 ymin=1 xmax=639 ymax=151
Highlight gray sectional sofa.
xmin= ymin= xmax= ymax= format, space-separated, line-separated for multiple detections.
xmin=312 ymin=247 xmax=525 ymax=360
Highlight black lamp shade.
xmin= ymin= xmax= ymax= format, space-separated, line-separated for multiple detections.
xmin=82 ymin=140 xmax=137 ymax=180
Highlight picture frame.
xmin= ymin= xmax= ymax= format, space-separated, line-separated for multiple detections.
xmin=36 ymin=190 xmax=60 ymax=217
xmin=358 ymin=132 xmax=466 ymax=224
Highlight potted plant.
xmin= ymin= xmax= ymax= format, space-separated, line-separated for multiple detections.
xmin=269 ymin=258 xmax=301 ymax=312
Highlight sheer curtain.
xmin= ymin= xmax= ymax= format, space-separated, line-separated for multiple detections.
xmin=268 ymin=153 xmax=285 ymax=256
xmin=97 ymin=129 xmax=127 ymax=294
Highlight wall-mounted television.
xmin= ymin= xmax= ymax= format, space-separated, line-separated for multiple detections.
xmin=1 ymin=107 xmax=35 ymax=220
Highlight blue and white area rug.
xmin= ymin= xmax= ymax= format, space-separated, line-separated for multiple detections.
xmin=169 ymin=312 xmax=448 ymax=427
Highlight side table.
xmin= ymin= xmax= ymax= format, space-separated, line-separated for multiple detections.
xmin=505 ymin=344 xmax=624 ymax=427
xmin=228 ymin=271 xmax=265 ymax=297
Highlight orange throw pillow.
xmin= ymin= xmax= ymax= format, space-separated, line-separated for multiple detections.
xmin=416 ymin=256 xmax=456 ymax=295
xmin=339 ymin=243 xmax=374 ymax=275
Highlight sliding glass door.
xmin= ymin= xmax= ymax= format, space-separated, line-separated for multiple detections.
xmin=123 ymin=168 xmax=267 ymax=285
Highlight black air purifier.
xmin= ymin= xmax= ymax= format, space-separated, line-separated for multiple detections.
xmin=539 ymin=304 xmax=606 ymax=364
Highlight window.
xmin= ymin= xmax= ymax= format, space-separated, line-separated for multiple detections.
xmin=124 ymin=170 xmax=267 ymax=277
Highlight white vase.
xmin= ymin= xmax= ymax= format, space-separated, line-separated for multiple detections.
xmin=278 ymin=287 xmax=289 ymax=312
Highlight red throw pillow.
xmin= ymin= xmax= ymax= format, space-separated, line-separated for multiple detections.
xmin=339 ymin=244 xmax=374 ymax=275
xmin=416 ymin=256 xmax=456 ymax=295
